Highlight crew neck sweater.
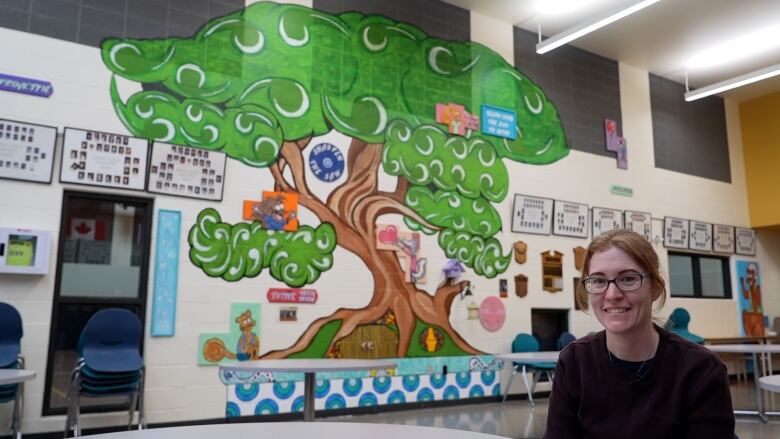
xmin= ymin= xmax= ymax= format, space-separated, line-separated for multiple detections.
xmin=543 ymin=326 xmax=735 ymax=439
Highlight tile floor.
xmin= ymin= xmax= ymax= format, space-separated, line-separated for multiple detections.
xmin=327 ymin=380 xmax=780 ymax=438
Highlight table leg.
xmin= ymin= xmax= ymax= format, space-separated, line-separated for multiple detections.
xmin=303 ymin=372 xmax=316 ymax=422
xmin=753 ymin=353 xmax=768 ymax=423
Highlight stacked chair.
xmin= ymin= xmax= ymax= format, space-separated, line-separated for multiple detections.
xmin=556 ymin=332 xmax=577 ymax=350
xmin=64 ymin=308 xmax=145 ymax=438
xmin=0 ymin=303 xmax=25 ymax=439
xmin=666 ymin=308 xmax=705 ymax=344
xmin=502 ymin=333 xmax=557 ymax=406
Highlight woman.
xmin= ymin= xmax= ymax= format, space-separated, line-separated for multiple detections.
xmin=544 ymin=229 xmax=734 ymax=438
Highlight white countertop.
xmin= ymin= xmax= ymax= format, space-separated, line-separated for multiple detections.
xmin=84 ymin=421 xmax=511 ymax=439
xmin=219 ymin=358 xmax=398 ymax=373
xmin=0 ymin=369 xmax=35 ymax=385
xmin=759 ymin=375 xmax=780 ymax=393
xmin=493 ymin=352 xmax=559 ymax=363
xmin=705 ymin=344 xmax=780 ymax=354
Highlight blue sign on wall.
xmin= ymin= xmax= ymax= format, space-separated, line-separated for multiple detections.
xmin=480 ymin=105 xmax=516 ymax=139
xmin=151 ymin=209 xmax=181 ymax=337
xmin=0 ymin=73 xmax=53 ymax=98
xmin=309 ymin=142 xmax=345 ymax=182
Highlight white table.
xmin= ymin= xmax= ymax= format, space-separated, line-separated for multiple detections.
xmin=706 ymin=343 xmax=780 ymax=422
xmin=759 ymin=375 xmax=780 ymax=393
xmin=494 ymin=352 xmax=559 ymax=405
xmin=84 ymin=421 xmax=511 ymax=439
xmin=0 ymin=369 xmax=35 ymax=385
xmin=219 ymin=359 xmax=397 ymax=421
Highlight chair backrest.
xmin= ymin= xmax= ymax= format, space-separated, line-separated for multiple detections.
xmin=774 ymin=317 xmax=780 ymax=334
xmin=557 ymin=332 xmax=576 ymax=350
xmin=0 ymin=302 xmax=23 ymax=368
xmin=81 ymin=308 xmax=143 ymax=373
xmin=512 ymin=333 xmax=540 ymax=353
xmin=668 ymin=308 xmax=691 ymax=329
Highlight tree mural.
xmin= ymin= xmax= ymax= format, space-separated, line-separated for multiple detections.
xmin=101 ymin=1 xmax=569 ymax=358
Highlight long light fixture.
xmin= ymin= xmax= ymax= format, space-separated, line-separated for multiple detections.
xmin=536 ymin=0 xmax=662 ymax=55
xmin=684 ymin=62 xmax=780 ymax=101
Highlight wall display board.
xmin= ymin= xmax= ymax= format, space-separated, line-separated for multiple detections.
xmin=712 ymin=225 xmax=735 ymax=254
xmin=624 ymin=210 xmax=652 ymax=240
xmin=0 ymin=118 xmax=57 ymax=183
xmin=664 ymin=217 xmax=690 ymax=249
xmin=511 ymin=194 xmax=553 ymax=235
xmin=688 ymin=221 xmax=712 ymax=252
xmin=60 ymin=127 xmax=148 ymax=190
xmin=148 ymin=142 xmax=226 ymax=200
xmin=553 ymin=200 xmax=588 ymax=238
xmin=592 ymin=207 xmax=623 ymax=237
xmin=735 ymin=227 xmax=756 ymax=256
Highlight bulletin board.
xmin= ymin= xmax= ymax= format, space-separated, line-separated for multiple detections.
xmin=592 ymin=206 xmax=623 ymax=237
xmin=688 ymin=220 xmax=712 ymax=252
xmin=511 ymin=194 xmax=553 ymax=235
xmin=664 ymin=217 xmax=689 ymax=249
xmin=624 ymin=210 xmax=652 ymax=241
xmin=147 ymin=142 xmax=226 ymax=201
xmin=0 ymin=118 xmax=57 ymax=184
xmin=553 ymin=200 xmax=588 ymax=238
xmin=712 ymin=224 xmax=735 ymax=254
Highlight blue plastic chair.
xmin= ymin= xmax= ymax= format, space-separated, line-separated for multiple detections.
xmin=666 ymin=308 xmax=704 ymax=344
xmin=0 ymin=302 xmax=25 ymax=439
xmin=502 ymin=333 xmax=556 ymax=405
xmin=64 ymin=309 xmax=145 ymax=437
xmin=557 ymin=332 xmax=577 ymax=350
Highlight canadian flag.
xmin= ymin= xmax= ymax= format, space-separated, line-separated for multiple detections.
xmin=71 ymin=218 xmax=96 ymax=240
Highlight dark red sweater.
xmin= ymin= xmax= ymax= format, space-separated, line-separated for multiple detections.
xmin=544 ymin=326 xmax=735 ymax=439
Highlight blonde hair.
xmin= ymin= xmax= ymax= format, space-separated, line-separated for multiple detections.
xmin=575 ymin=229 xmax=667 ymax=311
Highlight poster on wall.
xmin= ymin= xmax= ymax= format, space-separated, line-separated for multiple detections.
xmin=60 ymin=127 xmax=149 ymax=191
xmin=150 ymin=210 xmax=181 ymax=337
xmin=592 ymin=207 xmax=623 ymax=237
xmin=624 ymin=210 xmax=652 ymax=241
xmin=663 ymin=217 xmax=689 ymax=249
xmin=713 ymin=224 xmax=735 ymax=254
xmin=736 ymin=260 xmax=764 ymax=337
xmin=688 ymin=220 xmax=712 ymax=252
xmin=553 ymin=200 xmax=588 ymax=238
xmin=511 ymin=194 xmax=553 ymax=235
xmin=0 ymin=118 xmax=57 ymax=184
xmin=735 ymin=227 xmax=756 ymax=256
xmin=147 ymin=142 xmax=226 ymax=201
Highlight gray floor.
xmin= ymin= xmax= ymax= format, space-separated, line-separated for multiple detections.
xmin=326 ymin=380 xmax=780 ymax=438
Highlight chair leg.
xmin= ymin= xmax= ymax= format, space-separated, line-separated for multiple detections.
xmin=521 ymin=365 xmax=534 ymax=407
xmin=12 ymin=382 xmax=23 ymax=439
xmin=137 ymin=369 xmax=146 ymax=430
xmin=127 ymin=392 xmax=138 ymax=430
xmin=502 ymin=365 xmax=519 ymax=402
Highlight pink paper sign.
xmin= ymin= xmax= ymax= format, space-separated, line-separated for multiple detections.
xmin=479 ymin=296 xmax=505 ymax=332
xmin=267 ymin=288 xmax=318 ymax=304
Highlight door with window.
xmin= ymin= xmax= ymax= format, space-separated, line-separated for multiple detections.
xmin=43 ymin=191 xmax=152 ymax=415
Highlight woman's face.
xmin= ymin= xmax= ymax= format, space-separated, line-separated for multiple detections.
xmin=588 ymin=246 xmax=658 ymax=337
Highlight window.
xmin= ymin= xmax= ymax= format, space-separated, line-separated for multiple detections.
xmin=668 ymin=252 xmax=731 ymax=299
xmin=43 ymin=191 xmax=152 ymax=415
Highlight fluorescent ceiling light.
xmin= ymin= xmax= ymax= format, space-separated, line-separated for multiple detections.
xmin=684 ymin=62 xmax=780 ymax=101
xmin=686 ymin=24 xmax=780 ymax=69
xmin=536 ymin=0 xmax=662 ymax=54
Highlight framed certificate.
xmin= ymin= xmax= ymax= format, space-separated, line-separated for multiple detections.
xmin=712 ymin=224 xmax=735 ymax=254
xmin=60 ymin=127 xmax=149 ymax=191
xmin=511 ymin=194 xmax=553 ymax=235
xmin=688 ymin=220 xmax=712 ymax=252
xmin=553 ymin=200 xmax=588 ymax=238
xmin=592 ymin=207 xmax=623 ymax=237
xmin=147 ymin=142 xmax=226 ymax=201
xmin=664 ymin=217 xmax=689 ymax=249
xmin=624 ymin=210 xmax=652 ymax=241
xmin=0 ymin=118 xmax=57 ymax=184
xmin=735 ymin=227 xmax=756 ymax=256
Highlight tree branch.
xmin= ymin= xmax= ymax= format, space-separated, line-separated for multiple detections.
xmin=353 ymin=194 xmax=441 ymax=238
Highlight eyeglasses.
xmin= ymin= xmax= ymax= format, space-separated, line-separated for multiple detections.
xmin=582 ymin=272 xmax=650 ymax=294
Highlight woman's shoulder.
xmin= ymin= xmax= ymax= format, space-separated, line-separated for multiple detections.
xmin=657 ymin=327 xmax=725 ymax=370
xmin=558 ymin=330 xmax=604 ymax=363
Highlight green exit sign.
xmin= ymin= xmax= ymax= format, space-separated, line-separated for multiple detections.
xmin=610 ymin=185 xmax=633 ymax=197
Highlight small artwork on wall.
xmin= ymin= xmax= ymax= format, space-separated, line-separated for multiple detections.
xmin=688 ymin=220 xmax=712 ymax=252
xmin=198 ymin=303 xmax=261 ymax=366
xmin=735 ymin=227 xmax=756 ymax=256
xmin=478 ymin=296 xmax=505 ymax=332
xmin=499 ymin=279 xmax=508 ymax=298
xmin=514 ymin=274 xmax=528 ymax=298
xmin=541 ymin=250 xmax=563 ymax=293
xmin=279 ymin=306 xmax=298 ymax=322
xmin=713 ymin=224 xmax=735 ymax=254
xmin=553 ymin=200 xmax=588 ymax=238
xmin=513 ymin=241 xmax=527 ymax=264
xmin=244 ymin=192 xmax=299 ymax=231
xmin=664 ymin=217 xmax=689 ymax=249
xmin=376 ymin=224 xmax=427 ymax=284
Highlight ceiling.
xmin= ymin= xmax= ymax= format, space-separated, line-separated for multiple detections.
xmin=443 ymin=0 xmax=780 ymax=102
